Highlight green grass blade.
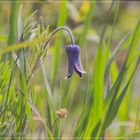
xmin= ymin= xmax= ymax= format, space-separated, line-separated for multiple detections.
xmin=81 ymin=1 xmax=115 ymax=137
xmin=118 ymin=19 xmax=140 ymax=136
xmin=79 ymin=1 xmax=96 ymax=49
xmin=51 ymin=0 xmax=67 ymax=87
xmin=5 ymin=0 xmax=18 ymax=60
xmin=100 ymin=19 xmax=140 ymax=137
xmin=101 ymin=58 xmax=139 ymax=133
xmin=105 ymin=33 xmax=130 ymax=79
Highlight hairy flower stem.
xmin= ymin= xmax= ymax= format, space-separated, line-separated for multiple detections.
xmin=45 ymin=26 xmax=75 ymax=45
xmin=26 ymin=27 xmax=75 ymax=83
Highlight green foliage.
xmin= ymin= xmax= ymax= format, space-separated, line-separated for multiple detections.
xmin=51 ymin=0 xmax=67 ymax=87
xmin=5 ymin=0 xmax=18 ymax=60
xmin=0 ymin=1 xmax=140 ymax=139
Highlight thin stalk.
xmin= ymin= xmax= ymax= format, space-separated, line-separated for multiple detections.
xmin=44 ymin=27 xmax=75 ymax=46
xmin=2 ymin=56 xmax=19 ymax=123
xmin=51 ymin=117 xmax=59 ymax=134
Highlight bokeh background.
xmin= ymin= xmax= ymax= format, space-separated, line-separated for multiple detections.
xmin=0 ymin=0 xmax=140 ymax=139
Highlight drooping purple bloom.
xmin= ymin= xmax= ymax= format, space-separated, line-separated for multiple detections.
xmin=66 ymin=45 xmax=86 ymax=79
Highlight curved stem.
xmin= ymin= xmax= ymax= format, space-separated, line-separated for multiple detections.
xmin=45 ymin=26 xmax=75 ymax=46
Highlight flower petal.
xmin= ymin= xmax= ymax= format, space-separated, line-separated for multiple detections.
xmin=66 ymin=45 xmax=74 ymax=79
xmin=74 ymin=65 xmax=82 ymax=77
xmin=74 ymin=46 xmax=86 ymax=75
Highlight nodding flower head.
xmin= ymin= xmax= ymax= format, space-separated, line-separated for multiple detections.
xmin=66 ymin=45 xmax=86 ymax=79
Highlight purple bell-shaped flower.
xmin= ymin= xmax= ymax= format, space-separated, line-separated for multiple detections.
xmin=66 ymin=45 xmax=86 ymax=79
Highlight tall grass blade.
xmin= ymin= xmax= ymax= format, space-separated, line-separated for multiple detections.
xmin=79 ymin=1 xmax=96 ymax=49
xmin=5 ymin=0 xmax=18 ymax=60
xmin=51 ymin=0 xmax=67 ymax=88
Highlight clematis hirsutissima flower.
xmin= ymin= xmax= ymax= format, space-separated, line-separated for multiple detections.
xmin=66 ymin=45 xmax=86 ymax=79
xmin=43 ymin=26 xmax=86 ymax=79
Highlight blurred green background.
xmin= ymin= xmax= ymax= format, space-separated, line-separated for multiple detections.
xmin=0 ymin=0 xmax=140 ymax=139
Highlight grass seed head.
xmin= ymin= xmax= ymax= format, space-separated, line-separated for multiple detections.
xmin=56 ymin=108 xmax=67 ymax=119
